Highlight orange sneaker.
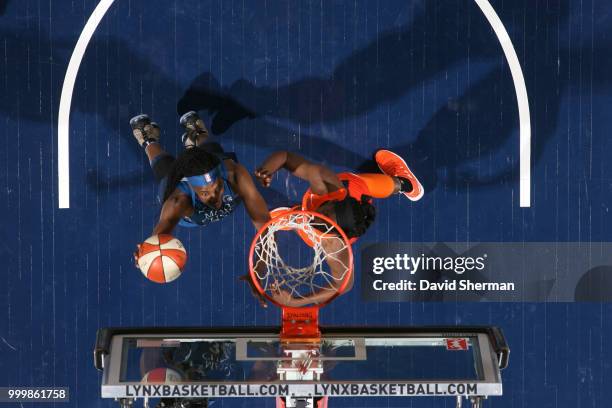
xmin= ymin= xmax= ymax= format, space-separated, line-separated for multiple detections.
xmin=375 ymin=149 xmax=424 ymax=201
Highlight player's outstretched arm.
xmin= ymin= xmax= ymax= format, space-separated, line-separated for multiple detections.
xmin=153 ymin=192 xmax=191 ymax=235
xmin=255 ymin=151 xmax=342 ymax=195
xmin=133 ymin=192 xmax=191 ymax=267
xmin=234 ymin=164 xmax=271 ymax=230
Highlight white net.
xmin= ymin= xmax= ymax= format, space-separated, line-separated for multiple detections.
xmin=251 ymin=211 xmax=352 ymax=306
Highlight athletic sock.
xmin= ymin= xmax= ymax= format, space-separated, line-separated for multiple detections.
xmin=398 ymin=177 xmax=413 ymax=193
xmin=142 ymin=138 xmax=159 ymax=149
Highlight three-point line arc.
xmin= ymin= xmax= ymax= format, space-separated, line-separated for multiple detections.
xmin=57 ymin=0 xmax=531 ymax=209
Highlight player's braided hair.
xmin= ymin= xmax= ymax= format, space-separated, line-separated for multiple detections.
xmin=162 ymin=147 xmax=221 ymax=202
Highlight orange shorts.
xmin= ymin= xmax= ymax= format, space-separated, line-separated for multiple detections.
xmin=336 ymin=172 xmax=395 ymax=200
xmin=294 ymin=172 xmax=395 ymax=244
xmin=301 ymin=172 xmax=396 ymax=208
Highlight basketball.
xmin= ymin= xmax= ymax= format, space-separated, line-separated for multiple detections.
xmin=142 ymin=367 xmax=182 ymax=383
xmin=137 ymin=234 xmax=187 ymax=283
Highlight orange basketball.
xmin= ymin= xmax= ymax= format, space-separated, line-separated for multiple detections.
xmin=142 ymin=367 xmax=182 ymax=383
xmin=137 ymin=234 xmax=187 ymax=283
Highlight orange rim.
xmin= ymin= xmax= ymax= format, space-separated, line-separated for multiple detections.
xmin=248 ymin=210 xmax=354 ymax=309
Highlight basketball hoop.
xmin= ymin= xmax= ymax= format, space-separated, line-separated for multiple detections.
xmin=249 ymin=210 xmax=354 ymax=341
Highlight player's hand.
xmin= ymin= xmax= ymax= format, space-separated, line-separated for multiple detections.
xmin=254 ymin=167 xmax=274 ymax=187
xmin=239 ymin=274 xmax=268 ymax=308
xmin=269 ymin=281 xmax=296 ymax=306
xmin=270 ymin=288 xmax=297 ymax=307
xmin=133 ymin=244 xmax=141 ymax=268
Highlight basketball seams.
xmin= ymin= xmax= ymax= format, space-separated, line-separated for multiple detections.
xmin=161 ymin=256 xmax=181 ymax=283
xmin=147 ymin=256 xmax=166 ymax=283
xmin=159 ymin=239 xmax=186 ymax=252
xmin=139 ymin=242 xmax=161 ymax=256
xmin=143 ymin=368 xmax=182 ymax=383
xmin=138 ymin=235 xmax=187 ymax=283
xmin=137 ymin=250 xmax=162 ymax=271
xmin=143 ymin=235 xmax=160 ymax=245
xmin=158 ymin=234 xmax=175 ymax=245
xmin=160 ymin=249 xmax=187 ymax=264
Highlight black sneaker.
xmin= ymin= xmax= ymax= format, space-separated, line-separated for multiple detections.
xmin=130 ymin=114 xmax=160 ymax=147
xmin=179 ymin=111 xmax=209 ymax=148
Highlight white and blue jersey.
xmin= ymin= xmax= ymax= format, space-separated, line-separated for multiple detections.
xmin=175 ymin=162 xmax=241 ymax=227
xmin=156 ymin=147 xmax=242 ymax=228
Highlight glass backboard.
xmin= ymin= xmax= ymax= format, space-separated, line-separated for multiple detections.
xmin=94 ymin=326 xmax=509 ymax=408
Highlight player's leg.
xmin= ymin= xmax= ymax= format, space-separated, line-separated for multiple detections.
xmin=354 ymin=173 xmax=398 ymax=199
xmin=130 ymin=114 xmax=176 ymax=182
xmin=374 ymin=149 xmax=424 ymax=201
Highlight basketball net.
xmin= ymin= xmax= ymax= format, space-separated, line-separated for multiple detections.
xmin=251 ymin=211 xmax=352 ymax=304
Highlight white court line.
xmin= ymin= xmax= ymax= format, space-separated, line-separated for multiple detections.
xmin=57 ymin=0 xmax=116 ymax=209
xmin=474 ymin=0 xmax=532 ymax=207
xmin=57 ymin=0 xmax=531 ymax=209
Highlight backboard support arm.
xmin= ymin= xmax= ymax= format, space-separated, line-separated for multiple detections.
xmin=281 ymin=306 xmax=321 ymax=342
